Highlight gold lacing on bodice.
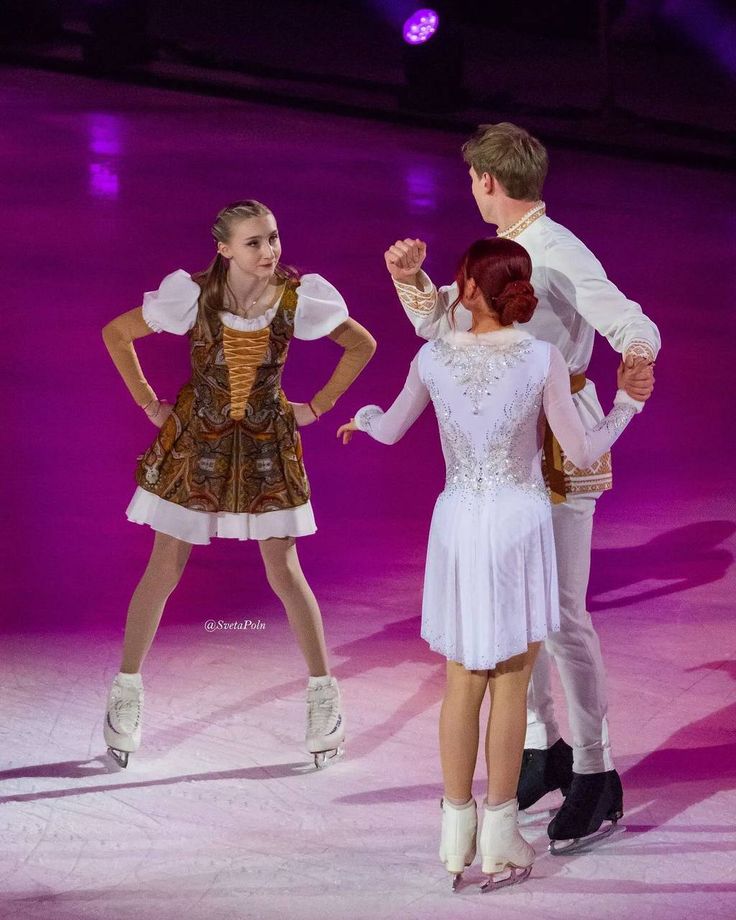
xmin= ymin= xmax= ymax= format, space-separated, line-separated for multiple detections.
xmin=221 ymin=325 xmax=272 ymax=420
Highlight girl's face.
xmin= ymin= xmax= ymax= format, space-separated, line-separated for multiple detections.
xmin=218 ymin=214 xmax=282 ymax=279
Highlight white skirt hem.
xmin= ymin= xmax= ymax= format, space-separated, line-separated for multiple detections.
xmin=421 ymin=626 xmax=558 ymax=672
xmin=125 ymin=486 xmax=317 ymax=545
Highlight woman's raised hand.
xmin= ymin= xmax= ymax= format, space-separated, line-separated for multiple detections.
xmin=384 ymin=238 xmax=427 ymax=284
xmin=336 ymin=419 xmax=359 ymax=445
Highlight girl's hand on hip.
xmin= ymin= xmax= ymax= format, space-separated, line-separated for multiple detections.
xmin=291 ymin=402 xmax=318 ymax=427
xmin=336 ymin=419 xmax=359 ymax=445
xmin=144 ymin=399 xmax=173 ymax=428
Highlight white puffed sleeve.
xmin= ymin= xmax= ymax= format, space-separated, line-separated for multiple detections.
xmin=141 ymin=269 xmax=200 ymax=335
xmin=293 ymin=273 xmax=349 ymax=341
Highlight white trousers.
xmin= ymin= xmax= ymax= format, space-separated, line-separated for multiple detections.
xmin=525 ymin=493 xmax=615 ymax=774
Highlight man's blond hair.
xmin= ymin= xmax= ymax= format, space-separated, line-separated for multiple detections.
xmin=462 ymin=123 xmax=548 ymax=201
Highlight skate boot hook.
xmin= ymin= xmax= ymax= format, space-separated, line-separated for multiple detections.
xmin=479 ymin=798 xmax=535 ymax=892
xmin=438 ymin=797 xmax=477 ymax=891
xmin=306 ymin=676 xmax=345 ymax=769
xmin=548 ymin=769 xmax=624 ymax=855
xmin=104 ymin=672 xmax=144 ymax=768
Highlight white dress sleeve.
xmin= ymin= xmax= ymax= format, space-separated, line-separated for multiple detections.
xmin=294 ymin=273 xmax=350 ymax=340
xmin=354 ymin=353 xmax=430 ymax=444
xmin=543 ymin=344 xmax=642 ymax=469
xmin=141 ymin=269 xmax=200 ymax=335
xmin=545 ymin=242 xmax=661 ymax=362
xmin=394 ymin=270 xmax=464 ymax=340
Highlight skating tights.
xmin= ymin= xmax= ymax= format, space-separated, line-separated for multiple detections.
xmin=439 ymin=645 xmax=540 ymax=805
xmin=259 ymin=537 xmax=330 ymax=677
xmin=120 ymin=531 xmax=193 ymax=674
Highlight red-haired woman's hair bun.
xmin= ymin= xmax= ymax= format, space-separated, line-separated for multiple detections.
xmin=449 ymin=237 xmax=538 ymax=328
xmin=496 ymin=279 xmax=537 ymax=326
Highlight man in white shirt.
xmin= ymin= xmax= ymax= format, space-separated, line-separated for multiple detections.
xmin=386 ymin=122 xmax=659 ymax=850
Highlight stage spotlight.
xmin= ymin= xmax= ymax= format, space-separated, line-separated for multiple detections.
xmin=403 ymin=9 xmax=440 ymax=46
xmin=400 ymin=7 xmax=464 ymax=113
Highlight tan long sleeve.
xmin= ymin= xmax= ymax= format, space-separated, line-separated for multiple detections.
xmin=101 ymin=307 xmax=157 ymax=407
xmin=310 ymin=318 xmax=377 ymax=415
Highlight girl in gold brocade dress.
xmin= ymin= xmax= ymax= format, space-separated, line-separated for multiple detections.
xmin=101 ymin=200 xmax=376 ymax=769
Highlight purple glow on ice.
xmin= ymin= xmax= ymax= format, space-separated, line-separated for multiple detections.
xmin=89 ymin=162 xmax=119 ymax=199
xmin=86 ymin=114 xmax=122 ymax=199
xmin=403 ymin=8 xmax=439 ymax=45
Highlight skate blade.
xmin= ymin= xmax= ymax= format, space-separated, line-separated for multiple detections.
xmin=313 ymin=744 xmax=345 ymax=770
xmin=445 ymin=855 xmax=474 ymax=892
xmin=480 ymin=865 xmax=532 ymax=892
xmin=107 ymin=747 xmax=130 ymax=769
xmin=549 ymin=819 xmax=620 ymax=856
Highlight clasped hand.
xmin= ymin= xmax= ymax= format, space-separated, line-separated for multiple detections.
xmin=618 ymin=357 xmax=655 ymax=401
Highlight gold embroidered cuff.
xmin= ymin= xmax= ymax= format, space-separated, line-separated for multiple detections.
xmin=393 ymin=277 xmax=438 ymax=317
xmin=625 ymin=340 xmax=656 ymax=363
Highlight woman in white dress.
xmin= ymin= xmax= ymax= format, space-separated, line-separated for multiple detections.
xmin=101 ymin=200 xmax=375 ymax=769
xmin=337 ymin=237 xmax=644 ymax=889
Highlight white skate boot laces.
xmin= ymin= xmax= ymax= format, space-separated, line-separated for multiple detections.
xmin=307 ymin=686 xmax=340 ymax=739
xmin=108 ymin=687 xmax=142 ymax=737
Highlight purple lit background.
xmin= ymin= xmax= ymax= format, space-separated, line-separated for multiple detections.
xmin=2 ymin=1 xmax=736 ymax=916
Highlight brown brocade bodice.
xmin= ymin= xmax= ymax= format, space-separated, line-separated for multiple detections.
xmin=135 ymin=282 xmax=311 ymax=515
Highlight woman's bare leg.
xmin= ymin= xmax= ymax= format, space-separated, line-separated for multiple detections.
xmin=120 ymin=531 xmax=193 ymax=673
xmin=485 ymin=643 xmax=541 ymax=805
xmin=439 ymin=660 xmax=489 ymax=803
xmin=259 ymin=537 xmax=330 ymax=676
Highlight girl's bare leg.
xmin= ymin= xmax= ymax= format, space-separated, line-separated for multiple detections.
xmin=120 ymin=531 xmax=193 ymax=673
xmin=439 ymin=660 xmax=489 ymax=803
xmin=259 ymin=537 xmax=330 ymax=676
xmin=485 ymin=643 xmax=541 ymax=805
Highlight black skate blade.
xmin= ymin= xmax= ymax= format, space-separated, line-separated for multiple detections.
xmin=313 ymin=744 xmax=345 ymax=770
xmin=480 ymin=865 xmax=532 ymax=892
xmin=549 ymin=820 xmax=620 ymax=856
xmin=107 ymin=747 xmax=129 ymax=769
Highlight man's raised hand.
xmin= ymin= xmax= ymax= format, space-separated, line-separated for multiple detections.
xmin=384 ymin=238 xmax=427 ymax=284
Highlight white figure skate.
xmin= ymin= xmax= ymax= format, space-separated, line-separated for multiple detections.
xmin=306 ymin=676 xmax=345 ymax=769
xmin=439 ymin=797 xmax=477 ymax=891
xmin=479 ymin=798 xmax=535 ymax=892
xmin=104 ymin=672 xmax=144 ymax=768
